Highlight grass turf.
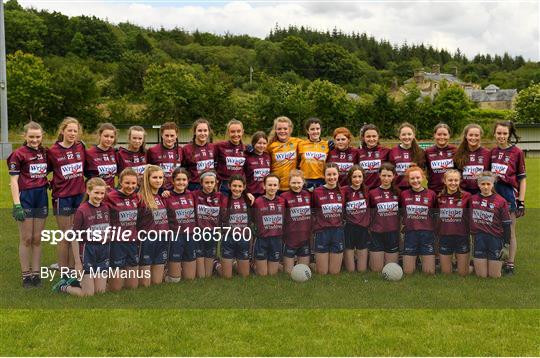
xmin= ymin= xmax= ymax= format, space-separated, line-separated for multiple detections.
xmin=0 ymin=159 xmax=539 ymax=355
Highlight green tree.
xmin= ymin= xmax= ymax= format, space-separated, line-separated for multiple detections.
xmin=38 ymin=10 xmax=73 ymax=56
xmin=4 ymin=8 xmax=46 ymax=54
xmin=514 ymin=82 xmax=540 ymax=124
xmin=114 ymin=51 xmax=151 ymax=95
xmin=280 ymin=36 xmax=313 ymax=78
xmin=431 ymin=84 xmax=472 ymax=134
xmin=305 ymin=79 xmax=354 ymax=131
xmin=134 ymin=33 xmax=153 ymax=53
xmin=312 ymin=43 xmax=363 ymax=84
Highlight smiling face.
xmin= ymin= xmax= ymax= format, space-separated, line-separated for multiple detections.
xmin=120 ymin=174 xmax=138 ymax=195
xmin=379 ymin=169 xmax=394 ymax=188
xmin=99 ymin=129 xmax=116 ymax=149
xmin=173 ymin=173 xmax=188 ymax=193
xmin=494 ymin=125 xmax=510 ymax=147
xmin=195 ymin=123 xmax=209 ymax=145
xmin=129 ymin=130 xmax=144 ymax=151
xmin=350 ymin=169 xmax=364 ymax=188
xmin=363 ymin=129 xmax=379 ymax=148
xmin=466 ymin=127 xmax=481 ymax=150
xmin=230 ymin=179 xmax=245 ymax=199
xmin=325 ymin=167 xmax=339 ymax=187
xmin=228 ymin=124 xmax=244 ymax=145
xmin=24 ymin=128 xmax=43 ymax=149
xmin=88 ymin=185 xmax=106 ymax=206
xmin=408 ymin=169 xmax=424 ymax=190
xmin=254 ymin=137 xmax=268 ymax=154
xmin=162 ymin=129 xmax=177 ymax=148
xmin=434 ymin=127 xmax=450 ymax=148
xmin=307 ymin=123 xmax=321 ymax=142
xmin=62 ymin=123 xmax=79 ymax=144
xmin=444 ymin=171 xmax=461 ymax=193
xmin=201 ymin=175 xmax=216 ymax=194
xmin=399 ymin=126 xmax=415 ymax=148
xmin=335 ymin=134 xmax=350 ymax=151
xmin=276 ymin=122 xmax=291 ymax=142
xmin=289 ymin=176 xmax=304 ymax=193
xmin=264 ymin=177 xmax=280 ymax=197
xmin=149 ymin=170 xmax=164 ymax=191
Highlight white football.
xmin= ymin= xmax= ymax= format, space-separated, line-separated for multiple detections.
xmin=291 ymin=264 xmax=312 ymax=282
xmin=382 ymin=262 xmax=403 ymax=281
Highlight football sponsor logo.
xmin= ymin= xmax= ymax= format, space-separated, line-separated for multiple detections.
xmin=60 ymin=162 xmax=83 ymax=178
xmin=160 ymin=162 xmax=178 ymax=174
xmin=304 ymin=151 xmax=327 ymax=161
xmin=491 ymin=163 xmax=509 ymax=177
xmin=29 ymin=163 xmax=48 ymax=176
xmin=119 ymin=209 xmax=138 ymax=222
xmin=346 ymin=199 xmax=367 ymax=213
xmin=321 ymin=203 xmax=342 ymax=215
xmin=472 ymin=209 xmax=494 ymax=223
xmin=196 ymin=159 xmax=215 ymax=172
xmin=225 ymin=156 xmax=246 ymax=169
xmin=197 ymin=205 xmax=220 ymax=218
xmin=97 ymin=164 xmax=117 ymax=176
xmin=360 ymin=159 xmax=381 ymax=172
xmin=406 ymin=204 xmax=429 ymax=218
xmin=462 ymin=165 xmax=484 ymax=179
xmin=262 ymin=214 xmax=283 ymax=227
xmin=90 ymin=223 xmax=110 ymax=233
xmin=439 ymin=208 xmax=463 ymax=221
xmin=430 ymin=158 xmax=454 ymax=172
xmin=229 ymin=213 xmax=249 ymax=226
xmin=274 ymin=151 xmax=296 ymax=161
xmin=289 ymin=205 xmax=311 ymax=219
xmin=395 ymin=162 xmax=412 ymax=174
xmin=335 ymin=162 xmax=353 ymax=173
xmin=175 ymin=208 xmax=195 ymax=221
xmin=133 ymin=165 xmax=146 ymax=175
xmin=376 ymin=201 xmax=398 ymax=214
xmin=253 ymin=168 xmax=270 ymax=179
xmin=152 ymin=208 xmax=168 ymax=223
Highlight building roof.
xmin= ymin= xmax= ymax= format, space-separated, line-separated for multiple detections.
xmin=404 ymin=71 xmax=464 ymax=85
xmin=465 ymin=85 xmax=517 ymax=102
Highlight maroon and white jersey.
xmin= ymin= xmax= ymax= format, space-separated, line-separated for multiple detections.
xmin=369 ymin=187 xmax=400 ymax=233
xmin=327 ymin=148 xmax=359 ymax=186
xmin=280 ymin=190 xmax=312 ymax=247
xmin=166 ymin=190 xmax=196 ymax=232
xmin=192 ymin=190 xmax=226 ymax=229
xmin=458 ymin=147 xmax=491 ymax=192
xmin=358 ymin=145 xmax=390 ymax=189
xmin=223 ymin=196 xmax=250 ymax=229
xmin=244 ymin=151 xmax=271 ymax=195
xmin=388 ymin=145 xmax=418 ymax=190
xmin=400 ymin=188 xmax=437 ymax=232
xmin=182 ymin=142 xmax=216 ymax=184
xmin=252 ymin=195 xmax=285 ymax=238
xmin=311 ymin=186 xmax=344 ymax=231
xmin=7 ymin=145 xmax=48 ymax=190
xmin=47 ymin=141 xmax=86 ymax=198
xmin=436 ymin=191 xmax=471 ymax=237
xmin=214 ymin=141 xmax=246 ymax=182
xmin=85 ymin=145 xmax=117 ymax=187
xmin=104 ymin=189 xmax=139 ymax=242
xmin=116 ymin=147 xmax=147 ymax=176
xmin=137 ymin=194 xmax=170 ymax=233
xmin=425 ymin=145 xmax=457 ymax=193
xmin=341 ymin=185 xmax=370 ymax=228
xmin=490 ymin=145 xmax=526 ymax=190
xmin=146 ymin=144 xmax=183 ymax=189
xmin=73 ymin=201 xmax=110 ymax=243
xmin=469 ymin=193 xmax=511 ymax=238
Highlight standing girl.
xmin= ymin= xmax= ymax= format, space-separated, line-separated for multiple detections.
xmin=400 ymin=165 xmax=437 ymax=275
xmin=182 ymin=118 xmax=216 ymax=191
xmin=47 ymin=117 xmax=86 ymax=273
xmin=244 ymin=131 xmax=271 ymax=197
xmin=311 ymin=163 xmax=345 ymax=275
xmin=252 ymin=175 xmax=285 ymax=276
xmin=297 ymin=118 xmax=329 ymax=189
xmin=146 ymin=122 xmax=183 ymax=190
xmin=215 ymin=119 xmax=246 ymax=194
xmin=105 ymin=168 xmax=140 ymax=291
xmin=358 ymin=124 xmax=390 ymax=190
xmin=85 ymin=123 xmax=118 ymax=188
xmin=368 ymin=163 xmax=400 ymax=272
xmin=453 ymin=124 xmax=491 ymax=195
xmin=52 ymin=178 xmax=110 ymax=296
xmin=490 ymin=120 xmax=526 ymax=275
xmin=116 ymin=125 xmax=147 ymax=182
xmin=341 ymin=165 xmax=370 ymax=272
xmin=425 ymin=123 xmax=457 ymax=194
xmin=166 ymin=168 xmax=198 ymax=281
xmin=327 ymin=127 xmax=359 ymax=187
xmin=280 ymin=170 xmax=312 ymax=274
xmin=469 ymin=172 xmax=511 ymax=278
xmin=436 ymin=170 xmax=471 ymax=276
xmin=267 ymin=116 xmax=301 ymax=192
xmin=8 ymin=121 xmax=48 ymax=287
xmin=388 ymin=122 xmax=425 ymax=190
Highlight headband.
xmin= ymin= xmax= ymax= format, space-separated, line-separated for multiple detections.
xmin=200 ymin=171 xmax=217 ymax=181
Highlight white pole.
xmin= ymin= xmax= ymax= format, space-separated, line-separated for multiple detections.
xmin=0 ymin=0 xmax=11 ymax=159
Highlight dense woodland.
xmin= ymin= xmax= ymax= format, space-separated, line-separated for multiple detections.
xmin=4 ymin=0 xmax=540 ymax=137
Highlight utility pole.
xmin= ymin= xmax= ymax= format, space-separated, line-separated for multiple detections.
xmin=0 ymin=0 xmax=11 ymax=159
xmin=249 ymin=66 xmax=253 ymax=85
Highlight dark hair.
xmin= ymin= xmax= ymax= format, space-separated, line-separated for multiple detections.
xmin=398 ymin=122 xmax=425 ymax=167
xmin=360 ymin=123 xmax=381 ymax=149
xmin=454 ymin=124 xmax=484 ymax=170
xmin=172 ymin=167 xmax=190 ymax=182
xmin=378 ymin=162 xmax=401 ymax=196
xmin=127 ymin=125 xmax=146 ymax=153
xmin=433 ymin=123 xmax=452 ymax=137
xmin=324 ymin=162 xmax=340 ymax=188
xmin=304 ymin=117 xmax=322 ymax=139
xmin=493 ymin=120 xmax=520 ymax=144
xmin=264 ymin=174 xmax=280 ymax=185
xmin=227 ymin=174 xmax=251 ymax=208
xmin=347 ymin=164 xmax=366 ymax=193
xmin=251 ymin=131 xmax=268 ymax=147
xmin=191 ymin=118 xmax=214 ymax=144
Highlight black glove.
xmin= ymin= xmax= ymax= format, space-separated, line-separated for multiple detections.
xmin=503 ymin=223 xmax=511 ymax=245
xmin=12 ymin=204 xmax=26 ymax=221
xmin=515 ymin=200 xmax=525 ymax=218
xmin=245 ymin=144 xmax=254 ymax=154
xmin=328 ymin=140 xmax=335 ymax=150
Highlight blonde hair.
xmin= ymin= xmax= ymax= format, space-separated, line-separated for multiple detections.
xmin=439 ymin=169 xmax=463 ymax=198
xmin=269 ymin=116 xmax=293 ymax=143
xmin=127 ymin=125 xmax=146 ymax=152
xmin=289 ymin=169 xmax=304 ymax=182
xmin=22 ymin=121 xmax=44 ymax=146
xmin=96 ymin=123 xmax=118 ymax=146
xmin=56 ymin=117 xmax=82 ymax=142
xmin=140 ymin=165 xmax=163 ymax=209
xmin=84 ymin=177 xmax=107 ymax=202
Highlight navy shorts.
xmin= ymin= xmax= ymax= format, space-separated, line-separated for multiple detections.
xmin=254 ymin=236 xmax=282 ymax=262
xmin=221 ymin=238 xmax=250 ymax=260
xmin=403 ymin=230 xmax=435 ymax=256
xmin=219 ymin=180 xmax=230 ymax=195
xmin=80 ymin=242 xmax=110 ymax=274
xmin=305 ymin=178 xmax=325 ymax=190
xmin=344 ymin=223 xmax=370 ymax=250
xmin=53 ymin=193 xmax=84 ymax=216
xmin=110 ymin=241 xmax=139 ymax=268
xmin=169 ymin=234 xmax=197 ymax=262
xmin=495 ymin=182 xmax=517 ymax=212
xmin=314 ymin=227 xmax=345 ymax=254
xmin=282 ymin=242 xmax=310 ymax=258
xmin=139 ymin=239 xmax=169 ymax=266
xmin=19 ymin=186 xmax=48 ymax=218
xmin=369 ymin=231 xmax=400 ymax=253
xmin=474 ymin=232 xmax=503 ymax=261
xmin=439 ymin=235 xmax=470 ymax=255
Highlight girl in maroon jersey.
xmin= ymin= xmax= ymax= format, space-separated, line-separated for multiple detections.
xmin=469 ymin=172 xmax=511 ymax=278
xmin=342 ymin=165 xmax=370 ymax=272
xmin=388 ymin=122 xmax=425 ymax=190
xmin=52 ymin=178 xmax=110 ymax=296
xmin=146 ymin=122 xmax=183 ymax=190
xmin=48 ymin=117 xmax=86 ymax=274
xmin=165 ymin=168 xmax=197 ymax=281
xmin=215 ymin=119 xmax=246 ymax=194
xmin=400 ymin=165 xmax=437 ymax=275
xmin=454 ymin=124 xmax=491 ymax=195
xmin=326 ymin=127 xmax=359 ymax=187
xmin=368 ymin=163 xmax=400 ymax=272
xmin=312 ymin=163 xmax=345 ymax=275
xmin=182 ymin=118 xmax=216 ymax=191
xmin=436 ymin=170 xmax=471 ymax=276
xmin=244 ymin=131 xmax=271 ymax=198
xmin=85 ymin=123 xmax=118 ymax=188
xmin=358 ymin=124 xmax=390 ymax=190
xmin=280 ymin=170 xmax=312 ymax=274
xmin=7 ymin=121 xmax=48 ymax=288
xmin=425 ymin=123 xmax=457 ymax=194
xmin=116 ymin=125 xmax=147 ymax=184
xmin=491 ymin=120 xmax=526 ymax=275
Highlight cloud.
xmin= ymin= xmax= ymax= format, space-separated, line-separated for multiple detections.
xmin=19 ymin=0 xmax=539 ymax=60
